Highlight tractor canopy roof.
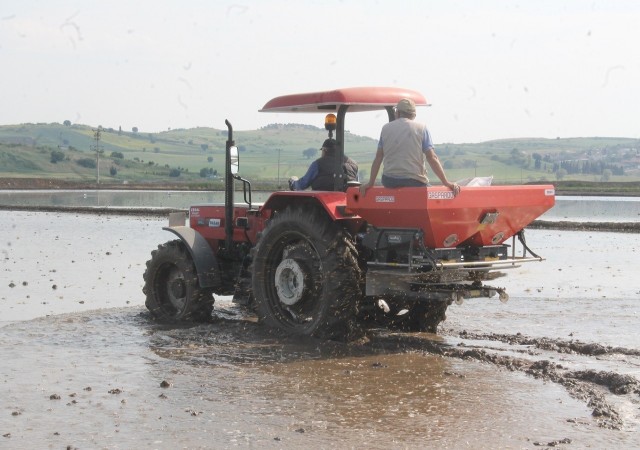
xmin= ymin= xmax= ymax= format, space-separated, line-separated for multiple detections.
xmin=259 ymin=87 xmax=429 ymax=113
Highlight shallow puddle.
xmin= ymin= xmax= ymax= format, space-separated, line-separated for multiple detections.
xmin=0 ymin=306 xmax=603 ymax=448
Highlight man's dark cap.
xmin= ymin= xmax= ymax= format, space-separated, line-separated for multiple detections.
xmin=322 ymin=138 xmax=337 ymax=153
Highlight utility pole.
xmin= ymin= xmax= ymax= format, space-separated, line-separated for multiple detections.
xmin=91 ymin=127 xmax=103 ymax=184
xmin=277 ymin=148 xmax=281 ymax=188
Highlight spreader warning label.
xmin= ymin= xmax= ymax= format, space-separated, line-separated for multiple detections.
xmin=375 ymin=196 xmax=395 ymax=203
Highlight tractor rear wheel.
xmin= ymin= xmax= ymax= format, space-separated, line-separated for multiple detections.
xmin=143 ymin=240 xmax=214 ymax=322
xmin=251 ymin=207 xmax=361 ymax=340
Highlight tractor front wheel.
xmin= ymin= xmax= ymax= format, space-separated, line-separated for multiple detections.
xmin=143 ymin=240 xmax=214 ymax=322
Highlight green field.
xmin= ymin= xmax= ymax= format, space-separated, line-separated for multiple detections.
xmin=1 ymin=122 xmax=638 ymax=190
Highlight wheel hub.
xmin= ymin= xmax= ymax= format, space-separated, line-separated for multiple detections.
xmin=274 ymin=258 xmax=306 ymax=306
xmin=169 ymin=278 xmax=186 ymax=299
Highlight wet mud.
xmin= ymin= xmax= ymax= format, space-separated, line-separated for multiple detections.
xmin=1 ymin=211 xmax=640 ymax=448
xmin=2 ymin=303 xmax=639 ymax=448
xmin=437 ymin=329 xmax=640 ymax=430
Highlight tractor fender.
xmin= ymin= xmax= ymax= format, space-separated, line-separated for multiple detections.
xmin=262 ymin=191 xmax=349 ymax=220
xmin=163 ymin=226 xmax=221 ymax=289
xmin=262 ymin=191 xmax=365 ymax=234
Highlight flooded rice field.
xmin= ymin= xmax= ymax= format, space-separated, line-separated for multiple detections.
xmin=1 ymin=190 xmax=639 ymax=223
xmin=1 ymin=210 xmax=639 ymax=449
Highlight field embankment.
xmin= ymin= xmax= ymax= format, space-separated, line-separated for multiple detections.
xmin=2 ymin=177 xmax=640 ymax=197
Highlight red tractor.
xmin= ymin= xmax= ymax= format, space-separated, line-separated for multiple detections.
xmin=143 ymin=87 xmax=555 ymax=340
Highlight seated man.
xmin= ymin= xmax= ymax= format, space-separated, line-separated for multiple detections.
xmin=360 ymin=98 xmax=459 ymax=196
xmin=289 ymin=138 xmax=358 ymax=191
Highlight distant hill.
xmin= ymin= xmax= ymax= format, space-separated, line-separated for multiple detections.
xmin=1 ymin=122 xmax=638 ymax=188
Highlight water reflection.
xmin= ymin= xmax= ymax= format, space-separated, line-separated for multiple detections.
xmin=143 ymin=315 xmax=587 ymax=446
xmin=0 ymin=189 xmax=252 ymax=209
xmin=541 ymin=196 xmax=640 ymax=222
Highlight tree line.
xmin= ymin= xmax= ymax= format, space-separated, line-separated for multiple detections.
xmin=552 ymin=159 xmax=624 ymax=176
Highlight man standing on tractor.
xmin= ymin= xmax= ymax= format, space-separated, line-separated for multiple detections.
xmin=289 ymin=138 xmax=358 ymax=191
xmin=359 ymin=98 xmax=460 ymax=196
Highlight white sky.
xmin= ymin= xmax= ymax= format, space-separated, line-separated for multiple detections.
xmin=1 ymin=0 xmax=639 ymax=144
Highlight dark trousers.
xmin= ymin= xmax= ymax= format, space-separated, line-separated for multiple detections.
xmin=382 ymin=174 xmax=428 ymax=188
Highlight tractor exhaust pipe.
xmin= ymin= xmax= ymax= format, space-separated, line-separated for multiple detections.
xmin=224 ymin=119 xmax=235 ymax=250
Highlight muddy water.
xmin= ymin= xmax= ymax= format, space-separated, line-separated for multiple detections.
xmin=1 ymin=211 xmax=640 ymax=448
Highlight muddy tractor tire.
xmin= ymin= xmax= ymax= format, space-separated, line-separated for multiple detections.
xmin=368 ymin=299 xmax=449 ymax=333
xmin=143 ymin=240 xmax=214 ymax=323
xmin=251 ymin=206 xmax=362 ymax=340
xmin=396 ymin=301 xmax=449 ymax=333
